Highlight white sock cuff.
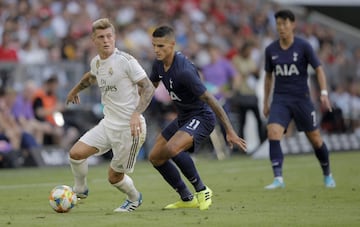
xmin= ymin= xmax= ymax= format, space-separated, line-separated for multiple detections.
xmin=69 ymin=157 xmax=86 ymax=165
xmin=112 ymin=174 xmax=131 ymax=187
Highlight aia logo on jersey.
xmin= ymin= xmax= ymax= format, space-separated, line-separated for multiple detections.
xmin=275 ymin=64 xmax=300 ymax=76
xmin=273 ymin=51 xmax=300 ymax=76
xmin=169 ymin=91 xmax=182 ymax=101
xmin=168 ymin=78 xmax=182 ymax=101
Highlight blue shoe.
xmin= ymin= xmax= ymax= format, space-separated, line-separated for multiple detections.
xmin=324 ymin=174 xmax=336 ymax=188
xmin=74 ymin=188 xmax=89 ymax=199
xmin=114 ymin=193 xmax=142 ymax=212
xmin=264 ymin=178 xmax=285 ymax=189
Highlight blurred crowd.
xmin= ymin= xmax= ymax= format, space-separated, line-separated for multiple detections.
xmin=0 ymin=0 xmax=359 ymax=167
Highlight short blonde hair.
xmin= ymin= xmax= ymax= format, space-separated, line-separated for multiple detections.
xmin=92 ymin=18 xmax=115 ymax=34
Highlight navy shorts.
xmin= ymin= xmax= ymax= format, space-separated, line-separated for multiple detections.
xmin=268 ymin=95 xmax=318 ymax=132
xmin=161 ymin=113 xmax=215 ymax=153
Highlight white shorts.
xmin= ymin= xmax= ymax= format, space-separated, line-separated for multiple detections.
xmin=79 ymin=119 xmax=146 ymax=173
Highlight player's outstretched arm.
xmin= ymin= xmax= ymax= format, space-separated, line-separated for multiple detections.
xmin=263 ymin=72 xmax=273 ymax=118
xmin=200 ymin=91 xmax=247 ymax=152
xmin=315 ymin=66 xmax=332 ymax=112
xmin=66 ymin=72 xmax=97 ymax=105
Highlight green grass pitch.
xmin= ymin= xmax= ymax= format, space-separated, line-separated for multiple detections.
xmin=1 ymin=151 xmax=359 ymax=227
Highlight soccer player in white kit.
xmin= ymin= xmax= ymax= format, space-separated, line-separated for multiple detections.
xmin=65 ymin=18 xmax=154 ymax=212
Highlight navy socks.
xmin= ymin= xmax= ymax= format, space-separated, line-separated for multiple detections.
xmin=172 ymin=151 xmax=206 ymax=192
xmin=314 ymin=143 xmax=331 ymax=176
xmin=154 ymin=160 xmax=193 ymax=201
xmin=269 ymin=140 xmax=331 ymax=177
xmin=269 ymin=140 xmax=283 ymax=177
xmin=153 ymin=151 xmax=206 ymax=201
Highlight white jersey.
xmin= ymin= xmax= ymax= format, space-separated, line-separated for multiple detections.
xmin=90 ymin=48 xmax=147 ymax=130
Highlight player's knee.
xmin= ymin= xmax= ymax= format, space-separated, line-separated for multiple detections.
xmin=311 ymin=139 xmax=323 ymax=149
xmin=108 ymin=171 xmax=124 ymax=184
xmin=164 ymin=143 xmax=182 ymax=156
xmin=148 ymin=151 xmax=164 ymax=166
xmin=306 ymin=130 xmax=323 ymax=148
xmin=69 ymin=141 xmax=96 ymax=160
xmin=267 ymin=127 xmax=282 ymax=140
xmin=148 ymin=152 xmax=156 ymax=164
xmin=69 ymin=149 xmax=82 ymax=160
xmin=69 ymin=147 xmax=89 ymax=160
xmin=148 ymin=146 xmax=171 ymax=166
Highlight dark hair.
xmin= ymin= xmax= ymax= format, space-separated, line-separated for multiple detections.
xmin=274 ymin=9 xmax=295 ymax=22
xmin=152 ymin=25 xmax=174 ymax=38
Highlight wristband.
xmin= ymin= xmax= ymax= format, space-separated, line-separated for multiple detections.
xmin=321 ymin=90 xmax=328 ymax=96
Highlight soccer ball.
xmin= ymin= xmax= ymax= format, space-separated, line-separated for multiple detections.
xmin=49 ymin=185 xmax=77 ymax=213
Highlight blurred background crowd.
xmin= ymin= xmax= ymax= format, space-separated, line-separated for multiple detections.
xmin=0 ymin=0 xmax=359 ymax=167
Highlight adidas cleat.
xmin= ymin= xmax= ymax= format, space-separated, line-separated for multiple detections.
xmin=163 ymin=197 xmax=199 ymax=209
xmin=114 ymin=193 xmax=142 ymax=212
xmin=196 ymin=186 xmax=213 ymax=210
xmin=74 ymin=188 xmax=89 ymax=199
xmin=264 ymin=178 xmax=285 ymax=190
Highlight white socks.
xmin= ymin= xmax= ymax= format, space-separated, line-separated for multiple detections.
xmin=69 ymin=158 xmax=88 ymax=192
xmin=112 ymin=174 xmax=139 ymax=202
xmin=70 ymin=158 xmax=139 ymax=202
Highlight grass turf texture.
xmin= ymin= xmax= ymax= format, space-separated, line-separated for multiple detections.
xmin=0 ymin=151 xmax=359 ymax=227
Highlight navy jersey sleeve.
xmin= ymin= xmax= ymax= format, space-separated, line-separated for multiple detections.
xmin=180 ymin=69 xmax=207 ymax=97
xmin=264 ymin=46 xmax=273 ymax=73
xmin=304 ymin=41 xmax=321 ymax=69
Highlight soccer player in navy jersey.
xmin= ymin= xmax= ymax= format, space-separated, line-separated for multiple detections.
xmin=148 ymin=25 xmax=247 ymax=210
xmin=263 ymin=9 xmax=336 ymax=189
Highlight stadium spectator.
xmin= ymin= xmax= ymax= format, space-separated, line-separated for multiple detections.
xmin=0 ymin=30 xmax=18 ymax=62
xmin=348 ymin=81 xmax=360 ymax=133
xmin=18 ymin=39 xmax=48 ymax=64
xmin=328 ymin=83 xmax=350 ymax=132
xmin=201 ymin=43 xmax=237 ymax=113
xmin=32 ymin=75 xmax=78 ymax=148
xmin=0 ymin=88 xmax=38 ymax=168
xmin=200 ymin=42 xmax=238 ymax=155
xmin=11 ymin=80 xmax=55 ymax=145
xmin=231 ymin=41 xmax=266 ymax=144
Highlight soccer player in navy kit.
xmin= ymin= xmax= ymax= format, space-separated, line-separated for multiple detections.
xmin=148 ymin=25 xmax=247 ymax=210
xmin=263 ymin=10 xmax=336 ymax=189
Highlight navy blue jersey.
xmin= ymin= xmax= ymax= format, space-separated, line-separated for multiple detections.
xmin=150 ymin=51 xmax=213 ymax=121
xmin=265 ymin=37 xmax=321 ymax=97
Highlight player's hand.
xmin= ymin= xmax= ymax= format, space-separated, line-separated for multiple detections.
xmin=66 ymin=93 xmax=80 ymax=105
xmin=226 ymin=130 xmax=247 ymax=153
xmin=130 ymin=112 xmax=141 ymax=137
xmin=320 ymin=94 xmax=332 ymax=112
